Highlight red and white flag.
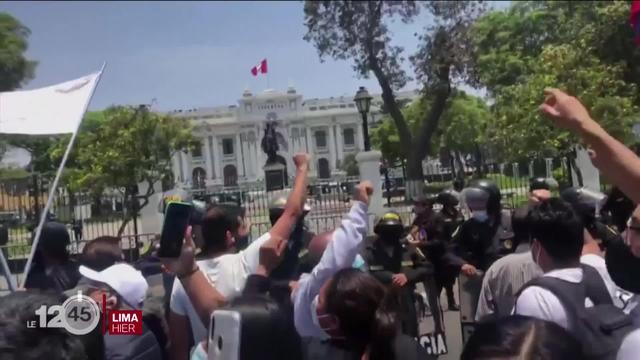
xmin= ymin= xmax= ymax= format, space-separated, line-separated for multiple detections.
xmin=251 ymin=59 xmax=268 ymax=76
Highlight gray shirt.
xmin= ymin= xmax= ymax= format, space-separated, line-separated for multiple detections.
xmin=475 ymin=244 xmax=543 ymax=321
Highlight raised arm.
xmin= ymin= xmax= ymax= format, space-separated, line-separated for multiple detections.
xmin=161 ymin=227 xmax=227 ymax=326
xmin=269 ymin=153 xmax=310 ymax=240
xmin=293 ymin=181 xmax=372 ymax=337
xmin=540 ymin=88 xmax=640 ymax=204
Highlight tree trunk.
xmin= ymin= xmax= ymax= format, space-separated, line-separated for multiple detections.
xmin=405 ymin=152 xmax=425 ymax=200
xmin=117 ymin=216 xmax=131 ymax=237
xmin=454 ymin=151 xmax=465 ymax=182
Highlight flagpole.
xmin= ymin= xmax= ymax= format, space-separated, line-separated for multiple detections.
xmin=19 ymin=62 xmax=107 ymax=289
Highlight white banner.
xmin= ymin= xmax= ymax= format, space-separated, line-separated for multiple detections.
xmin=0 ymin=71 xmax=102 ymax=135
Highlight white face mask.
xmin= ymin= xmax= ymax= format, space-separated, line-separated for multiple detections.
xmin=472 ymin=210 xmax=489 ymax=222
xmin=532 ymin=241 xmax=543 ymax=269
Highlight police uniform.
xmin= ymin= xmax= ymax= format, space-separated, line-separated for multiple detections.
xmin=429 ymin=206 xmax=464 ymax=309
xmin=362 ymin=212 xmax=430 ymax=337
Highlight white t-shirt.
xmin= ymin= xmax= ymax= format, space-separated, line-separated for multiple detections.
xmin=170 ymin=232 xmax=271 ymax=343
xmin=513 ymin=255 xmax=617 ymax=330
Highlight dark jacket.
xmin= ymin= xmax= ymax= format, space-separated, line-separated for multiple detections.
xmin=24 ymin=260 xmax=81 ymax=293
xmin=361 ymin=239 xmax=430 ymax=337
xmin=302 ymin=334 xmax=434 ymax=360
xmin=104 ymin=322 xmax=163 ymax=360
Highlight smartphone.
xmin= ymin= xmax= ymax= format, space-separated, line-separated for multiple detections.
xmin=208 ymin=310 xmax=242 ymax=360
xmin=158 ymin=201 xmax=192 ymax=258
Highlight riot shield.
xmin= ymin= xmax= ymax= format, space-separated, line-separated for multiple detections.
xmin=458 ymin=271 xmax=484 ymax=345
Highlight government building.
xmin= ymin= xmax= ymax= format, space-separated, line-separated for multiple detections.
xmin=169 ymin=87 xmax=419 ymax=189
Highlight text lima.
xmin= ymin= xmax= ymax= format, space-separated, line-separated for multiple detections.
xmin=108 ymin=310 xmax=142 ymax=335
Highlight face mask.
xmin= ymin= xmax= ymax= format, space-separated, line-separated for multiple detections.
xmin=472 ymin=210 xmax=489 ymax=222
xmin=532 ymin=241 xmax=543 ymax=269
xmin=352 ymin=255 xmax=366 ymax=271
xmin=190 ymin=343 xmax=207 ymax=360
xmin=311 ymin=295 xmax=343 ymax=339
xmin=606 ymin=237 xmax=640 ymax=294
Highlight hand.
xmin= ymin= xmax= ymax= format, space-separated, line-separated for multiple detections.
xmin=293 ymin=153 xmax=311 ymax=170
xmin=461 ymin=263 xmax=477 ymax=277
xmin=539 ymin=88 xmax=593 ymax=133
xmin=529 ymin=189 xmax=552 ymax=204
xmin=160 ymin=226 xmax=197 ymax=277
xmin=289 ymin=281 xmax=299 ymax=294
xmin=353 ymin=181 xmax=374 ymax=205
xmin=391 ymin=273 xmax=408 ymax=287
xmin=258 ymin=235 xmax=288 ymax=275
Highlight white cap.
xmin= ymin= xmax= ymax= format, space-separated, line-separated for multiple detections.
xmin=79 ymin=263 xmax=148 ymax=309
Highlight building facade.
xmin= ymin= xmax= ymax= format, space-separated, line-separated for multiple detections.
xmin=169 ymin=87 xmax=419 ymax=189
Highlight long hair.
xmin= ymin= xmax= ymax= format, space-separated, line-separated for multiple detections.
xmin=325 ymin=268 xmax=400 ymax=360
xmin=461 ymin=315 xmax=583 ymax=360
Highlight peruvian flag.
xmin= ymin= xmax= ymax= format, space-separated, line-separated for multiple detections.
xmin=251 ymin=59 xmax=268 ymax=76
xmin=631 ymin=0 xmax=640 ymax=45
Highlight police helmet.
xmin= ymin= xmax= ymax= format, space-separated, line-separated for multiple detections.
xmin=529 ymin=177 xmax=550 ymax=192
xmin=560 ymin=187 xmax=607 ymax=219
xmin=374 ymin=211 xmax=404 ymax=236
xmin=461 ymin=186 xmax=491 ymax=211
xmin=268 ymin=193 xmax=311 ymax=225
xmin=436 ymin=189 xmax=460 ymax=207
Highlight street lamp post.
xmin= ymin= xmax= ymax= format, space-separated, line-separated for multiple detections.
xmin=354 ymin=86 xmax=373 ymax=152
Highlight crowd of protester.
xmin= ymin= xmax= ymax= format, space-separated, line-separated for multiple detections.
xmin=4 ymin=88 xmax=640 ymax=360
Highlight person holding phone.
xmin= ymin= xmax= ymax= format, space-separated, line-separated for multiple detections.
xmin=164 ymin=153 xmax=311 ymax=360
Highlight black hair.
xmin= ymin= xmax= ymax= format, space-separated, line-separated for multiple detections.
xmin=512 ymin=205 xmax=531 ymax=246
xmin=0 ymin=290 xmax=92 ymax=360
xmin=221 ymin=295 xmax=302 ymax=360
xmin=527 ymin=198 xmax=584 ymax=267
xmin=38 ymin=222 xmax=71 ymax=261
xmin=201 ymin=205 xmax=242 ymax=254
xmin=81 ymin=236 xmax=123 ymax=271
xmin=461 ymin=315 xmax=583 ymax=360
xmin=325 ymin=268 xmax=400 ymax=360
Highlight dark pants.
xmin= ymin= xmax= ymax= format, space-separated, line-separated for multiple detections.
xmin=422 ymin=275 xmax=445 ymax=334
xmin=435 ymin=264 xmax=459 ymax=307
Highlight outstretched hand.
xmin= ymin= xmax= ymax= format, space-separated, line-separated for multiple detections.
xmin=160 ymin=226 xmax=197 ymax=277
xmin=539 ymin=88 xmax=593 ymax=133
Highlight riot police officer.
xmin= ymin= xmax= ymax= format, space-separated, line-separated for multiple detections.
xmin=430 ymin=189 xmax=464 ymax=311
xmin=448 ymin=180 xmax=513 ymax=275
xmin=267 ymin=194 xmax=314 ymax=281
xmin=561 ymin=187 xmax=619 ymax=250
xmin=362 ymin=211 xmax=430 ymax=337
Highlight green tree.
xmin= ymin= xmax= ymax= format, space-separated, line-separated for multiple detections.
xmin=50 ymin=106 xmax=196 ymax=235
xmin=303 ymin=1 xmax=485 ymax=197
xmin=372 ymin=91 xmax=490 ymax=177
xmin=472 ymin=1 xmax=638 ymax=162
xmin=339 ymin=153 xmax=360 ymax=176
xmin=0 ymin=13 xmax=38 ymax=160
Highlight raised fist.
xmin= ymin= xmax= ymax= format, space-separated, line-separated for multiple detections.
xmin=293 ymin=153 xmax=311 ymax=170
xmin=353 ymin=181 xmax=374 ymax=205
xmin=539 ymin=88 xmax=592 ymax=133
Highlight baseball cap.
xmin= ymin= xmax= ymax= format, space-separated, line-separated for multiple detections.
xmin=79 ymin=263 xmax=148 ymax=309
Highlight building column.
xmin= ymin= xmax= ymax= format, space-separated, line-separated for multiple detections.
xmin=256 ymin=125 xmax=265 ymax=173
xmin=305 ymin=127 xmax=314 ymax=171
xmin=212 ymin=136 xmax=222 ymax=181
xmin=356 ymin=124 xmax=364 ymax=152
xmin=236 ymin=133 xmax=245 ymax=178
xmin=328 ymin=125 xmax=337 ymax=171
xmin=172 ymin=153 xmax=182 ymax=183
xmin=335 ymin=124 xmax=344 ymax=165
xmin=181 ymin=152 xmax=191 ymax=184
xmin=204 ymin=137 xmax=213 ymax=180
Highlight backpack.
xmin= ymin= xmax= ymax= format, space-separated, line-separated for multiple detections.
xmin=517 ymin=264 xmax=636 ymax=360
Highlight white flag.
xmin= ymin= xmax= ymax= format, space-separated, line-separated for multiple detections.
xmin=0 ymin=71 xmax=102 ymax=135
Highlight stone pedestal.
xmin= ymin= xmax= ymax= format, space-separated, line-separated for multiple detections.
xmin=356 ymin=150 xmax=383 ymax=217
xmin=264 ymin=162 xmax=287 ymax=192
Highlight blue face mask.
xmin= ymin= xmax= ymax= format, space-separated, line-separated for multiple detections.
xmin=352 ymin=254 xmax=366 ymax=271
xmin=190 ymin=343 xmax=207 ymax=360
xmin=472 ymin=210 xmax=489 ymax=222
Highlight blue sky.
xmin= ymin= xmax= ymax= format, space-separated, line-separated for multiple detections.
xmin=0 ymin=1 xmax=509 ymax=111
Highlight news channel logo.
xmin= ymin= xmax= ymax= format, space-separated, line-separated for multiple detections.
xmin=27 ymin=291 xmax=101 ymax=335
